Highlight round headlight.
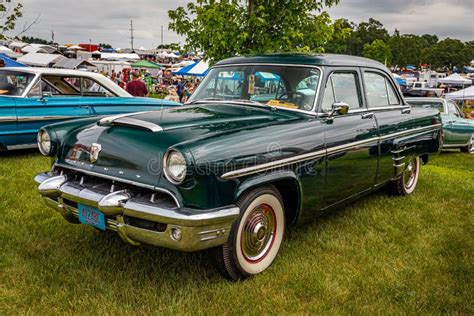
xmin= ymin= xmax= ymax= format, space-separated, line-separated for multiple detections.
xmin=163 ymin=150 xmax=187 ymax=184
xmin=37 ymin=129 xmax=52 ymax=156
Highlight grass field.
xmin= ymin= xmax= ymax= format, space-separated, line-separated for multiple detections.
xmin=1 ymin=150 xmax=473 ymax=314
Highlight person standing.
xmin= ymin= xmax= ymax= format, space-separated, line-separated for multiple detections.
xmin=126 ymin=71 xmax=149 ymax=97
xmin=176 ymin=79 xmax=185 ymax=103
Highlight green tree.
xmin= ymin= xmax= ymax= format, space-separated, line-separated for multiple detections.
xmin=169 ymin=0 xmax=340 ymax=63
xmin=0 ymin=0 xmax=23 ymax=39
xmin=347 ymin=18 xmax=389 ymax=56
xmin=21 ymin=36 xmax=48 ymax=45
xmin=99 ymin=43 xmax=113 ymax=49
xmin=324 ymin=18 xmax=353 ymax=54
xmin=424 ymin=38 xmax=470 ymax=69
xmin=362 ymin=39 xmax=392 ymax=64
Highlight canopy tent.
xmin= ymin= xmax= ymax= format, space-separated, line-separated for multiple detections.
xmin=172 ymin=60 xmax=209 ymax=77
xmin=0 ymin=54 xmax=28 ymax=67
xmin=392 ymin=73 xmax=407 ymax=86
xmin=131 ymin=60 xmax=162 ymax=69
xmin=21 ymin=44 xmax=58 ymax=54
xmin=53 ymin=58 xmax=96 ymax=70
xmin=100 ymin=52 xmax=140 ymax=61
xmin=445 ymin=86 xmax=474 ymax=100
xmin=17 ymin=53 xmax=66 ymax=67
xmin=437 ymin=73 xmax=472 ymax=85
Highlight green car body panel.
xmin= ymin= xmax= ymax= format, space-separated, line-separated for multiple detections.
xmin=406 ymin=97 xmax=474 ymax=151
xmin=36 ymin=54 xmax=443 ymax=253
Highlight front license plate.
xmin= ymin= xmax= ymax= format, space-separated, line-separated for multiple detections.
xmin=78 ymin=204 xmax=106 ymax=231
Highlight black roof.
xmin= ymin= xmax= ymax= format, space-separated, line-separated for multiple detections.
xmin=215 ymin=53 xmax=386 ymax=69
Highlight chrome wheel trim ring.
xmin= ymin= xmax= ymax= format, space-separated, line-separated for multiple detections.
xmin=240 ymin=204 xmax=276 ymax=263
xmin=403 ymin=158 xmax=418 ymax=190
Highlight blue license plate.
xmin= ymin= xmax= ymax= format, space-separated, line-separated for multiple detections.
xmin=78 ymin=204 xmax=106 ymax=231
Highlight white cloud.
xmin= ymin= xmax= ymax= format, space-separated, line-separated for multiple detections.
xmin=5 ymin=0 xmax=473 ymax=49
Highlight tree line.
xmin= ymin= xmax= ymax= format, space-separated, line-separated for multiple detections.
xmin=169 ymin=1 xmax=473 ymax=70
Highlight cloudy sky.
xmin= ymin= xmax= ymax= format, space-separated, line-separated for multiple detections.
xmin=5 ymin=0 xmax=473 ymax=49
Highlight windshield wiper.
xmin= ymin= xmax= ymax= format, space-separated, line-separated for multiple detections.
xmin=229 ymin=99 xmax=269 ymax=107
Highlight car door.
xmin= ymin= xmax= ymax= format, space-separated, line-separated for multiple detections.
xmin=15 ymin=77 xmax=92 ymax=146
xmin=321 ymin=68 xmax=379 ymax=208
xmin=0 ymin=96 xmax=18 ymax=149
xmin=444 ymin=100 xmax=473 ymax=146
xmin=362 ymin=69 xmax=412 ymax=184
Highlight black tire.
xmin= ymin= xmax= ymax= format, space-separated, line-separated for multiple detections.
xmin=460 ymin=135 xmax=473 ymax=154
xmin=215 ymin=185 xmax=285 ymax=281
xmin=388 ymin=156 xmax=421 ymax=196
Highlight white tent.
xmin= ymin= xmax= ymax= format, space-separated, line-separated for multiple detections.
xmin=172 ymin=60 xmax=209 ymax=76
xmin=100 ymin=52 xmax=140 ymax=61
xmin=445 ymin=86 xmax=474 ymax=100
xmin=438 ymin=73 xmax=472 ymax=85
xmin=17 ymin=53 xmax=66 ymax=67
xmin=0 ymin=45 xmax=13 ymax=53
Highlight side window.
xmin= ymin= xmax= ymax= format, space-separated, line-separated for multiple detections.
xmin=447 ymin=101 xmax=462 ymax=117
xmin=321 ymin=72 xmax=361 ymax=111
xmin=364 ymin=72 xmax=400 ymax=107
xmin=82 ymin=78 xmax=114 ymax=97
xmin=27 ymin=79 xmax=60 ymax=97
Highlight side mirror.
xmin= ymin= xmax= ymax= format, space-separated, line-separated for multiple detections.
xmin=328 ymin=101 xmax=349 ymax=117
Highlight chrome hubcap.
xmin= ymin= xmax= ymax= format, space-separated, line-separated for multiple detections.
xmin=403 ymin=159 xmax=417 ymax=189
xmin=241 ymin=204 xmax=276 ymax=263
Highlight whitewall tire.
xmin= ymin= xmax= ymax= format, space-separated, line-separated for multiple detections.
xmin=215 ymin=185 xmax=285 ymax=280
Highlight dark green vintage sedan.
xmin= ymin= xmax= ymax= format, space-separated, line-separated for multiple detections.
xmin=35 ymin=54 xmax=442 ymax=280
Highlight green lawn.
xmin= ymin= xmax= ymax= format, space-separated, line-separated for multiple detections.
xmin=1 ymin=151 xmax=473 ymax=314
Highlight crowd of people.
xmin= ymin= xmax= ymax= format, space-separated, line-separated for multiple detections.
xmin=100 ymin=67 xmax=199 ymax=103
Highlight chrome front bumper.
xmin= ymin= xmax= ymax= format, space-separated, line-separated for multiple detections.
xmin=35 ymin=172 xmax=239 ymax=252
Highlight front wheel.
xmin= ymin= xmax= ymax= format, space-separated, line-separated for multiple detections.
xmin=388 ymin=156 xmax=421 ymax=195
xmin=215 ymin=186 xmax=285 ymax=281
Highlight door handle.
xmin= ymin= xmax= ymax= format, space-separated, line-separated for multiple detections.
xmin=361 ymin=112 xmax=374 ymax=119
xmin=401 ymin=107 xmax=411 ymax=114
xmin=78 ymin=105 xmax=90 ymax=109
xmin=37 ymin=98 xmax=48 ymax=103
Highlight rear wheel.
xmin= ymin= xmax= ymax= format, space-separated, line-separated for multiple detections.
xmin=460 ymin=135 xmax=473 ymax=154
xmin=215 ymin=186 xmax=285 ymax=281
xmin=389 ymin=156 xmax=420 ymax=196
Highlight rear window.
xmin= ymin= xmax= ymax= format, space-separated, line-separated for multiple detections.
xmin=406 ymin=100 xmax=444 ymax=113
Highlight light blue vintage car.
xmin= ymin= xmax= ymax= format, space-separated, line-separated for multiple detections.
xmin=0 ymin=67 xmax=180 ymax=151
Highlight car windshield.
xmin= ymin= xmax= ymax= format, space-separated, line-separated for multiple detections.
xmin=188 ymin=65 xmax=321 ymax=111
xmin=0 ymin=70 xmax=35 ymax=96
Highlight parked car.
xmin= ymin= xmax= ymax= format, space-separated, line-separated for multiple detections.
xmin=403 ymin=81 xmax=443 ymax=97
xmin=406 ymin=97 xmax=473 ymax=153
xmin=0 ymin=67 xmax=179 ymax=151
xmin=35 ymin=54 xmax=442 ymax=280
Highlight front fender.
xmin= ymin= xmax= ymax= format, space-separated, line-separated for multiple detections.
xmin=234 ymin=170 xmax=303 ymax=225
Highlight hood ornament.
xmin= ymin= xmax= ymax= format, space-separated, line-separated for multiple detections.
xmin=90 ymin=143 xmax=102 ymax=163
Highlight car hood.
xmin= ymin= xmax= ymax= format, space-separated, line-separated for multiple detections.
xmin=57 ymin=103 xmax=300 ymax=188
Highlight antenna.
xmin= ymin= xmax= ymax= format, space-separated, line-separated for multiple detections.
xmin=130 ymin=19 xmax=135 ymax=51
xmin=161 ymin=25 xmax=164 ymax=47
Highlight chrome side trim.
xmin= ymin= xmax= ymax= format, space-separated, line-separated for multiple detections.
xmin=443 ymin=142 xmax=469 ymax=148
xmin=54 ymin=163 xmax=181 ymax=207
xmin=326 ymin=137 xmax=379 ymax=155
xmin=16 ymin=115 xmax=85 ymax=122
xmin=379 ymin=124 xmax=441 ymax=141
xmin=6 ymin=143 xmax=37 ymax=150
xmin=0 ymin=116 xmax=17 ymax=123
xmin=222 ymin=148 xmax=326 ymax=180
xmin=221 ymin=124 xmax=442 ymax=180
